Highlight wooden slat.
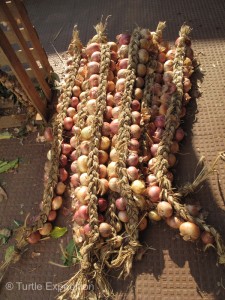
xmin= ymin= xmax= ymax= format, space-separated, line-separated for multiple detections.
xmin=0 ymin=1 xmax=51 ymax=101
xmin=0 ymin=27 xmax=47 ymax=121
xmin=0 ymin=47 xmax=44 ymax=67
xmin=0 ymin=114 xmax=27 ymax=128
xmin=13 ymin=0 xmax=52 ymax=76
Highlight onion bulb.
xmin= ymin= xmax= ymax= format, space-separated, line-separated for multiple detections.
xmin=157 ymin=201 xmax=173 ymax=218
xmin=201 ymin=231 xmax=215 ymax=245
xmin=77 ymin=155 xmax=88 ymax=173
xmin=131 ymin=180 xmax=145 ymax=194
xmin=99 ymin=222 xmax=112 ymax=238
xmin=179 ymin=222 xmax=200 ymax=241
xmin=118 ymin=211 xmax=129 ymax=223
xmin=148 ymin=210 xmax=162 ymax=221
xmin=166 ymin=216 xmax=183 ymax=229
xmin=27 ymin=231 xmax=41 ymax=244
xmin=39 ymin=222 xmax=52 ymax=236
xmin=52 ymin=196 xmax=63 ymax=210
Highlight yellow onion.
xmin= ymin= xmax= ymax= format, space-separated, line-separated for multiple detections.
xmin=131 ymin=180 xmax=145 ymax=194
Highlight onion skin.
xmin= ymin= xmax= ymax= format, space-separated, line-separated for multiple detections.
xmin=147 ymin=185 xmax=161 ymax=202
xmin=48 ymin=210 xmax=57 ymax=222
xmin=138 ymin=217 xmax=148 ymax=231
xmin=115 ymin=197 xmax=127 ymax=211
xmin=39 ymin=222 xmax=52 ymax=236
xmin=201 ymin=231 xmax=215 ymax=245
xmin=99 ymin=222 xmax=113 ymax=238
xmin=27 ymin=231 xmax=41 ymax=244
xmin=44 ymin=127 xmax=53 ymax=142
xmin=118 ymin=211 xmax=129 ymax=223
xmin=98 ymin=198 xmax=108 ymax=212
xmin=157 ymin=201 xmax=173 ymax=218
xmin=59 ymin=168 xmax=68 ymax=182
xmin=56 ymin=182 xmax=66 ymax=195
xmin=148 ymin=210 xmax=162 ymax=221
xmin=179 ymin=222 xmax=201 ymax=241
xmin=52 ymin=196 xmax=63 ymax=210
xmin=166 ymin=216 xmax=183 ymax=229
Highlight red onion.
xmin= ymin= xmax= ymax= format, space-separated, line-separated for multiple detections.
xmin=154 ymin=115 xmax=165 ymax=128
xmin=131 ymin=100 xmax=141 ymax=111
xmin=70 ymin=173 xmax=80 ymax=187
xmin=70 ymin=160 xmax=79 ymax=173
xmin=128 ymin=139 xmax=140 ymax=151
xmin=166 ymin=216 xmax=183 ymax=229
xmin=44 ymin=127 xmax=53 ymax=142
xmin=127 ymin=152 xmax=139 ymax=167
xmin=86 ymin=42 xmax=100 ymax=56
xmin=59 ymin=168 xmax=68 ymax=182
xmin=101 ymin=122 xmax=111 ymax=136
xmin=110 ymin=119 xmax=119 ymax=135
xmin=137 ymin=63 xmax=147 ymax=77
xmin=146 ymin=174 xmax=158 ymax=186
xmin=114 ymin=92 xmax=122 ymax=105
xmin=175 ymin=127 xmax=185 ymax=142
xmin=138 ymin=217 xmax=148 ymax=231
xmin=118 ymin=58 xmax=129 ymax=69
xmin=98 ymin=198 xmax=108 ymax=212
xmin=89 ymin=87 xmax=98 ymax=99
xmin=104 ymin=106 xmax=113 ymax=121
xmin=158 ymin=52 xmax=166 ymax=63
xmin=201 ymin=231 xmax=215 ymax=245
xmin=70 ymin=150 xmax=78 ymax=162
xmin=130 ymin=124 xmax=141 ymax=139
xmin=91 ymin=51 xmax=101 ymax=62
xmin=147 ymin=185 xmax=161 ymax=202
xmin=60 ymin=154 xmax=67 ymax=167
xmin=135 ymin=77 xmax=145 ymax=88
xmin=89 ymin=74 xmax=100 ymax=87
xmin=115 ymin=197 xmax=127 ymax=211
xmin=131 ymin=111 xmax=141 ymax=125
xmin=63 ymin=117 xmax=74 ymax=131
xmin=127 ymin=166 xmax=139 ymax=181
xmin=116 ymin=33 xmax=131 ymax=45
xmin=150 ymin=144 xmax=159 ymax=157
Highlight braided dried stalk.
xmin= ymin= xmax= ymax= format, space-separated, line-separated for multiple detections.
xmin=0 ymin=69 xmax=36 ymax=120
xmin=0 ymin=29 xmax=82 ymax=282
xmin=111 ymin=28 xmax=142 ymax=277
xmin=153 ymin=25 xmax=225 ymax=264
xmin=58 ymin=40 xmax=112 ymax=300
xmin=154 ymin=25 xmax=191 ymax=200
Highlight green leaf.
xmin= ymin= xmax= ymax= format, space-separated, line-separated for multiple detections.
xmin=0 ymin=132 xmax=13 ymax=140
xmin=0 ymin=158 xmax=19 ymax=173
xmin=61 ymin=239 xmax=81 ymax=266
xmin=5 ymin=245 xmax=15 ymax=262
xmin=50 ymin=226 xmax=67 ymax=239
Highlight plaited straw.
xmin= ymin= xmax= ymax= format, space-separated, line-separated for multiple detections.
xmin=0 ymin=69 xmax=36 ymax=121
xmin=153 ymin=24 xmax=225 ymax=265
xmin=0 ymin=28 xmax=82 ymax=283
xmin=109 ymin=28 xmax=142 ymax=277
xmin=58 ymin=26 xmax=112 ymax=300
